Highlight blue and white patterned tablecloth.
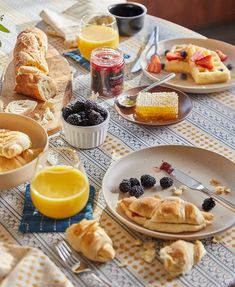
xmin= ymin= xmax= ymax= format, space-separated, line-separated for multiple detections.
xmin=0 ymin=1 xmax=234 ymax=287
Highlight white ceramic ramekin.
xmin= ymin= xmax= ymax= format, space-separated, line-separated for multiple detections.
xmin=61 ymin=109 xmax=110 ymax=149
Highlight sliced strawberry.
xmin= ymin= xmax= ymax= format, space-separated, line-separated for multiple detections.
xmin=166 ymin=52 xmax=183 ymax=61
xmin=190 ymin=51 xmax=204 ymax=62
xmin=146 ymin=54 xmax=162 ymax=73
xmin=215 ymin=49 xmax=228 ymax=61
xmin=195 ymin=55 xmax=214 ymax=69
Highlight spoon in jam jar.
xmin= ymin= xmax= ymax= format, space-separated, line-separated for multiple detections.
xmin=116 ymin=72 xmax=175 ymax=108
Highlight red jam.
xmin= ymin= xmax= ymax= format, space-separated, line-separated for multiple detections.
xmin=90 ymin=47 xmax=124 ymax=97
xmin=159 ymin=162 xmax=174 ymax=174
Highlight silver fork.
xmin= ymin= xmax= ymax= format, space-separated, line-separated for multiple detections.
xmin=55 ymin=240 xmax=113 ymax=287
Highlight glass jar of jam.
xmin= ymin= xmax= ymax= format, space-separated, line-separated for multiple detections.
xmin=90 ymin=47 xmax=124 ymax=97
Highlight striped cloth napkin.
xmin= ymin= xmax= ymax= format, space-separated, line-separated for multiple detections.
xmin=19 ymin=185 xmax=95 ymax=233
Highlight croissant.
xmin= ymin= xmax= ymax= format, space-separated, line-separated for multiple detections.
xmin=119 ymin=196 xmax=213 ymax=233
xmin=65 ymin=219 xmax=115 ymax=262
xmin=0 ymin=129 xmax=31 ymax=159
xmin=0 ymin=148 xmax=42 ymax=172
xmin=160 ymin=240 xmax=207 ymax=277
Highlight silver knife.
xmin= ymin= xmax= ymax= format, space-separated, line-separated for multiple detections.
xmin=131 ymin=27 xmax=156 ymax=73
xmin=160 ymin=162 xmax=235 ymax=211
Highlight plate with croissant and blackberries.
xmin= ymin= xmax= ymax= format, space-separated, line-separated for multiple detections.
xmin=102 ymin=145 xmax=235 ymax=240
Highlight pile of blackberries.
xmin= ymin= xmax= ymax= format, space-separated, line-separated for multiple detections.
xmin=119 ymin=175 xmax=156 ymax=198
xmin=62 ymin=100 xmax=108 ymax=126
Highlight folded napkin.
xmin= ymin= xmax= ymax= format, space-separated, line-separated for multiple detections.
xmin=40 ymin=8 xmax=79 ymax=48
xmin=19 ymin=185 xmax=95 ymax=233
xmin=0 ymin=242 xmax=74 ymax=287
xmin=64 ymin=49 xmax=130 ymax=71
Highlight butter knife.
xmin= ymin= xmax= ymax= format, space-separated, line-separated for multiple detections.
xmin=160 ymin=162 xmax=235 ymax=211
xmin=131 ymin=27 xmax=156 ymax=73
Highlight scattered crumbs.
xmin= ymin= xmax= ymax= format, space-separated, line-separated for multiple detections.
xmin=143 ymin=241 xmax=155 ymax=250
xmin=132 ymin=239 xmax=142 ymax=247
xmin=179 ymin=185 xmax=187 ymax=192
xmin=34 ymin=113 xmax=41 ymax=121
xmin=171 ymin=185 xmax=187 ymax=196
xmin=118 ymin=262 xmax=128 ymax=268
xmin=154 ymin=194 xmax=161 ymax=199
xmin=153 ymin=166 xmax=161 ymax=173
xmin=215 ymin=186 xmax=231 ymax=195
xmin=140 ymin=249 xmax=156 ymax=263
xmin=42 ymin=98 xmax=59 ymax=110
xmin=89 ymin=91 xmax=99 ymax=101
xmin=40 ymin=107 xmax=55 ymax=126
xmin=212 ymin=236 xmax=221 ymax=243
xmin=210 ymin=178 xmax=221 ymax=187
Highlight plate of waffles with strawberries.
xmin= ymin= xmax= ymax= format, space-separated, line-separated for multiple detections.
xmin=141 ymin=37 xmax=235 ymax=93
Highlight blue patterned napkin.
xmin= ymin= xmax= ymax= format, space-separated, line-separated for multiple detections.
xmin=63 ymin=49 xmax=130 ymax=71
xmin=19 ymin=185 xmax=95 ymax=233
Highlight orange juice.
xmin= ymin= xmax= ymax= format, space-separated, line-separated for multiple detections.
xmin=78 ymin=25 xmax=119 ymax=60
xmin=30 ymin=165 xmax=89 ymax=219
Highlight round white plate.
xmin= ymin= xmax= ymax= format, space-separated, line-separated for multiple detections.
xmin=141 ymin=38 xmax=235 ymax=94
xmin=102 ymin=145 xmax=235 ymax=240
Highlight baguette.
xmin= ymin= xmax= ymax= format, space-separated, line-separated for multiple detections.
xmin=13 ymin=28 xmax=57 ymax=101
xmin=5 ymin=99 xmax=37 ymax=115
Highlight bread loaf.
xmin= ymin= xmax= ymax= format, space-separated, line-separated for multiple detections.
xmin=13 ymin=28 xmax=57 ymax=101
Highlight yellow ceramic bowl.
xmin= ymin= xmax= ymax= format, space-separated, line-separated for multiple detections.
xmin=0 ymin=113 xmax=48 ymax=190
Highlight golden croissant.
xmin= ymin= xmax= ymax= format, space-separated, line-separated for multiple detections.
xmin=160 ymin=240 xmax=207 ymax=277
xmin=0 ymin=129 xmax=31 ymax=159
xmin=65 ymin=219 xmax=115 ymax=262
xmin=119 ymin=196 xmax=213 ymax=233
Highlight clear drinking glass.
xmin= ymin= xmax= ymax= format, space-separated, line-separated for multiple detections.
xmin=30 ymin=147 xmax=89 ymax=219
xmin=77 ymin=13 xmax=119 ymax=60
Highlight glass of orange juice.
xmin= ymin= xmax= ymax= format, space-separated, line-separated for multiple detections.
xmin=78 ymin=13 xmax=119 ymax=60
xmin=30 ymin=148 xmax=89 ymax=219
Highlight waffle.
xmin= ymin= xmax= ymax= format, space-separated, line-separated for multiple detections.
xmin=135 ymin=92 xmax=178 ymax=121
xmin=188 ymin=45 xmax=231 ymax=84
xmin=164 ymin=44 xmax=191 ymax=74
xmin=0 ymin=129 xmax=31 ymax=159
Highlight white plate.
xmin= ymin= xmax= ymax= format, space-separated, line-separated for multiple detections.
xmin=102 ymin=145 xmax=235 ymax=240
xmin=141 ymin=38 xmax=235 ymax=94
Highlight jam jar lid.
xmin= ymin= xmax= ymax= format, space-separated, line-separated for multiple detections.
xmin=91 ymin=47 xmax=124 ymax=67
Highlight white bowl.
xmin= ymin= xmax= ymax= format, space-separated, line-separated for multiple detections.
xmin=0 ymin=113 xmax=48 ymax=190
xmin=61 ymin=110 xmax=110 ymax=149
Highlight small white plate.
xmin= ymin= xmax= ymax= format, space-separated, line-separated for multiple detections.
xmin=102 ymin=145 xmax=235 ymax=240
xmin=141 ymin=38 xmax=235 ymax=94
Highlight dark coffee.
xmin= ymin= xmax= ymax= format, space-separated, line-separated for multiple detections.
xmin=109 ymin=4 xmax=144 ymax=18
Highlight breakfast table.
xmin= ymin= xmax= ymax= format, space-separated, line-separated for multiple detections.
xmin=0 ymin=1 xmax=235 ymax=287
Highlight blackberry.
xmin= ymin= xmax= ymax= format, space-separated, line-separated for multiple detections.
xmin=89 ymin=110 xmax=104 ymax=125
xmin=62 ymin=106 xmax=73 ymax=120
xmin=226 ymin=63 xmax=233 ymax=70
xmin=84 ymin=100 xmax=98 ymax=111
xmin=96 ymin=107 xmax=108 ymax=119
xmin=129 ymin=185 xmax=144 ymax=198
xmin=73 ymin=100 xmax=85 ymax=113
xmin=164 ymin=49 xmax=170 ymax=56
xmin=140 ymin=174 xmax=156 ymax=188
xmin=66 ymin=113 xmax=82 ymax=126
xmin=180 ymin=50 xmax=187 ymax=58
xmin=119 ymin=179 xmax=131 ymax=193
xmin=219 ymin=69 xmax=224 ymax=72
xmin=161 ymin=63 xmax=165 ymax=70
xmin=77 ymin=111 xmax=86 ymax=120
xmin=160 ymin=177 xmax=173 ymax=189
xmin=180 ymin=73 xmax=188 ymax=80
xmin=202 ymin=198 xmax=216 ymax=211
xmin=130 ymin=177 xmax=140 ymax=187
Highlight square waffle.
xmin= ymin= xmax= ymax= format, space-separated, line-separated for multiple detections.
xmin=188 ymin=45 xmax=231 ymax=84
xmin=164 ymin=44 xmax=191 ymax=74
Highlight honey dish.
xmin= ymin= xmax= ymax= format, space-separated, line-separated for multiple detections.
xmin=0 ymin=113 xmax=48 ymax=190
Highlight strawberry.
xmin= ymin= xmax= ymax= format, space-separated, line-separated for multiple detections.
xmin=166 ymin=52 xmax=183 ymax=61
xmin=190 ymin=51 xmax=204 ymax=62
xmin=215 ymin=49 xmax=228 ymax=61
xmin=195 ymin=55 xmax=214 ymax=69
xmin=146 ymin=54 xmax=162 ymax=73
